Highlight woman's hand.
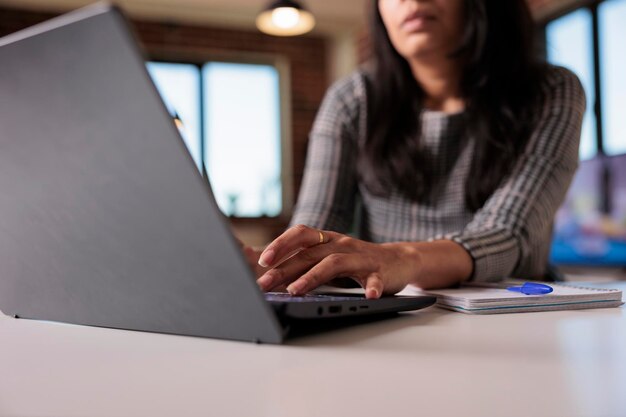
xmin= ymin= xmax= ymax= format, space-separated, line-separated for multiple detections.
xmin=255 ymin=224 xmax=423 ymax=299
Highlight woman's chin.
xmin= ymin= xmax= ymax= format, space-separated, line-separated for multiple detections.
xmin=398 ymin=36 xmax=445 ymax=61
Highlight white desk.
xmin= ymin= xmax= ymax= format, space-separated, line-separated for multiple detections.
xmin=1 ymin=282 xmax=625 ymax=417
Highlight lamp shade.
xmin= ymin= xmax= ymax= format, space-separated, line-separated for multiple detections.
xmin=256 ymin=0 xmax=315 ymax=36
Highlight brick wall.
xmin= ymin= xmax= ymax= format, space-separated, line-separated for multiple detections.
xmin=0 ymin=6 xmax=328 ymax=242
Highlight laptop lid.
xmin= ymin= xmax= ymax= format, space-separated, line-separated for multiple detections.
xmin=0 ymin=3 xmax=285 ymax=344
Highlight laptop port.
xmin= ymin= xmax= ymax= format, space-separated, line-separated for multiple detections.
xmin=349 ymin=306 xmax=357 ymax=312
xmin=329 ymin=305 xmax=342 ymax=314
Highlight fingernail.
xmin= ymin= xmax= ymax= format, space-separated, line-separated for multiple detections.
xmin=256 ymin=274 xmax=269 ymax=290
xmin=258 ymin=249 xmax=275 ymax=268
xmin=286 ymin=283 xmax=301 ymax=295
xmin=367 ymin=288 xmax=379 ymax=299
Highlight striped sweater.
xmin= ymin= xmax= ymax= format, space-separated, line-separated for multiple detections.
xmin=290 ymin=66 xmax=585 ymax=281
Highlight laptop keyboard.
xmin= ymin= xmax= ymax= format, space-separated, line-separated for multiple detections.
xmin=265 ymin=292 xmax=363 ymax=303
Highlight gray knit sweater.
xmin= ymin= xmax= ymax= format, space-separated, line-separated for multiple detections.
xmin=291 ymin=66 xmax=585 ymax=281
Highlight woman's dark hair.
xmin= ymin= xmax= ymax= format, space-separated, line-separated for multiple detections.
xmin=361 ymin=0 xmax=546 ymax=211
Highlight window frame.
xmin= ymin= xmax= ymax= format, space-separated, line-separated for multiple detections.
xmin=541 ymin=0 xmax=624 ymax=216
xmin=540 ymin=0 xmax=611 ymax=156
xmin=147 ymin=51 xmax=293 ymax=220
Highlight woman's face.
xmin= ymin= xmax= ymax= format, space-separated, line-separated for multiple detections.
xmin=378 ymin=0 xmax=465 ymax=61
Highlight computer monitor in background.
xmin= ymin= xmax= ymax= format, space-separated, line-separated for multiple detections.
xmin=551 ymin=153 xmax=626 ymax=267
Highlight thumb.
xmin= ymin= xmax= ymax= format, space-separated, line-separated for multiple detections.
xmin=364 ymin=273 xmax=384 ymax=299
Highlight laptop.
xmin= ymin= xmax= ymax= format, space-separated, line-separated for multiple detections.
xmin=0 ymin=3 xmax=435 ymax=344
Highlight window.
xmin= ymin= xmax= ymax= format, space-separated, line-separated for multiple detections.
xmin=545 ymin=0 xmax=626 ymax=158
xmin=546 ymin=9 xmax=596 ymax=160
xmin=146 ymin=61 xmax=282 ymax=217
xmin=546 ymin=0 xmax=626 ymax=267
xmin=203 ymin=63 xmax=282 ymax=217
xmin=599 ymin=0 xmax=626 ymax=156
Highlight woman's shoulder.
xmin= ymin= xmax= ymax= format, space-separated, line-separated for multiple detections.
xmin=323 ymin=67 xmax=371 ymax=109
xmin=525 ymin=65 xmax=586 ymax=161
xmin=314 ymin=68 xmax=371 ymax=136
xmin=310 ymin=69 xmax=371 ymax=140
xmin=539 ymin=64 xmax=586 ymax=103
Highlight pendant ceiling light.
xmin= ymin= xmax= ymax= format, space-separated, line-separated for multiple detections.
xmin=256 ymin=0 xmax=315 ymax=37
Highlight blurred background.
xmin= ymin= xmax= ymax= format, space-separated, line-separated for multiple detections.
xmin=0 ymin=0 xmax=624 ymax=279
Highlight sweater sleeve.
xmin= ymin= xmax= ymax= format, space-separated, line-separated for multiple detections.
xmin=442 ymin=67 xmax=586 ymax=281
xmin=289 ymin=72 xmax=366 ymax=232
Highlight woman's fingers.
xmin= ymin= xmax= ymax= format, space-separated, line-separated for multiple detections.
xmin=258 ymin=224 xmax=332 ymax=268
xmin=256 ymin=228 xmax=393 ymax=297
xmin=257 ymin=244 xmax=332 ymax=291
xmin=286 ymin=253 xmax=363 ymax=295
xmin=364 ymin=274 xmax=384 ymax=299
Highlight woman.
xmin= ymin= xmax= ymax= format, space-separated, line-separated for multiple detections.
xmin=245 ymin=0 xmax=585 ymax=299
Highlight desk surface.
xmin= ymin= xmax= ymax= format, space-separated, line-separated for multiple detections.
xmin=1 ymin=282 xmax=625 ymax=417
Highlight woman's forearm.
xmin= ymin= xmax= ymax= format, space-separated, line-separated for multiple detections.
xmin=386 ymin=240 xmax=474 ymax=290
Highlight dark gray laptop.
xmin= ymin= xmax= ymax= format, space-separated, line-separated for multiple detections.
xmin=0 ymin=3 xmax=435 ymax=344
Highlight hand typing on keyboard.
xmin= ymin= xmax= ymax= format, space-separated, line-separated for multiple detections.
xmin=253 ymin=224 xmax=471 ymax=299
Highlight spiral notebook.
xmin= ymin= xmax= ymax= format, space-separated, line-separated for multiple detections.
xmin=402 ymin=280 xmax=623 ymax=314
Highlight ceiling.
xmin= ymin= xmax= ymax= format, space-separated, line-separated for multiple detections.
xmin=0 ymin=0 xmax=369 ymax=36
